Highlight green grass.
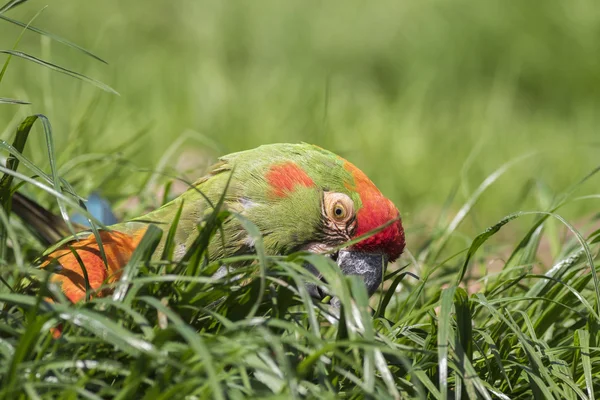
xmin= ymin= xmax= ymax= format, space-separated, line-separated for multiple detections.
xmin=1 ymin=1 xmax=600 ymax=398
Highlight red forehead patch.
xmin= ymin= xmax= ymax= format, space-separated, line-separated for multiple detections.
xmin=343 ymin=160 xmax=405 ymax=262
xmin=266 ymin=162 xmax=315 ymax=198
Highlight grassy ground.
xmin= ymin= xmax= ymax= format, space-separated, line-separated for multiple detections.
xmin=1 ymin=1 xmax=600 ymax=398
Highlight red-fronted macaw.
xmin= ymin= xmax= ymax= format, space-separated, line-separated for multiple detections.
xmin=14 ymin=143 xmax=406 ymax=303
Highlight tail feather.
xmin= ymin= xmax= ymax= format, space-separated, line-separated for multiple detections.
xmin=11 ymin=192 xmax=86 ymax=246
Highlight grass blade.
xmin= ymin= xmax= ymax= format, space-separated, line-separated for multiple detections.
xmin=0 ymin=97 xmax=29 ymax=104
xmin=576 ymin=329 xmax=594 ymax=400
xmin=430 ymin=153 xmax=534 ymax=262
xmin=0 ymin=50 xmax=117 ymax=94
xmin=438 ymin=286 xmax=456 ymax=400
xmin=0 ymin=0 xmax=26 ymax=14
xmin=0 ymin=115 xmax=34 ymax=263
xmin=114 ymin=225 xmax=162 ymax=303
xmin=138 ymin=296 xmax=225 ymax=400
xmin=0 ymin=13 xmax=107 ymax=63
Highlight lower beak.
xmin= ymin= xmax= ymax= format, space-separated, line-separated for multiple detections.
xmin=305 ymin=250 xmax=387 ymax=299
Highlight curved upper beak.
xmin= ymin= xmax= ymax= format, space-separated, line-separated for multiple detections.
xmin=305 ymin=250 xmax=387 ymax=299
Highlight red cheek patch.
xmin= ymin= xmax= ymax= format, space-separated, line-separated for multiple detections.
xmin=343 ymin=160 xmax=405 ymax=262
xmin=266 ymin=162 xmax=315 ymax=198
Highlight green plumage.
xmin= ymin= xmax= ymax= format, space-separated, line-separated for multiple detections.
xmin=106 ymin=143 xmax=361 ymax=260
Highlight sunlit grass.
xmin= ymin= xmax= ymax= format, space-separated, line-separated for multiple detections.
xmin=1 ymin=128 xmax=599 ymax=398
xmin=1 ymin=1 xmax=600 ymax=398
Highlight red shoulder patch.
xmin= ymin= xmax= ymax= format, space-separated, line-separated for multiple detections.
xmin=266 ymin=162 xmax=315 ymax=198
xmin=343 ymin=160 xmax=405 ymax=262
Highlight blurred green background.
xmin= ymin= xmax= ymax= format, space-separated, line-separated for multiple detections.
xmin=1 ymin=0 xmax=599 ymax=249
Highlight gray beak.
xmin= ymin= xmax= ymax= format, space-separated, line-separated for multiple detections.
xmin=305 ymin=250 xmax=387 ymax=300
xmin=336 ymin=250 xmax=387 ymax=296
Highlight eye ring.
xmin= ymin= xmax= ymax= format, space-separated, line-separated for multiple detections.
xmin=324 ymin=192 xmax=354 ymax=224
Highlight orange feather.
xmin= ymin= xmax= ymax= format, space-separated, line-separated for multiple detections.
xmin=40 ymin=229 xmax=147 ymax=303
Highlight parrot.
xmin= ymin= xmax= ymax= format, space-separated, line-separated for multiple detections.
xmin=13 ymin=143 xmax=406 ymax=304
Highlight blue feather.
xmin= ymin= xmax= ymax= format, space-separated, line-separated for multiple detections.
xmin=71 ymin=192 xmax=118 ymax=226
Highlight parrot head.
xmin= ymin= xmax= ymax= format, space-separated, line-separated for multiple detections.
xmin=209 ymin=143 xmax=406 ymax=298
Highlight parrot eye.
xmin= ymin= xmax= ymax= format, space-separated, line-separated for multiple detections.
xmin=324 ymin=192 xmax=354 ymax=223
xmin=333 ymin=203 xmax=346 ymax=219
